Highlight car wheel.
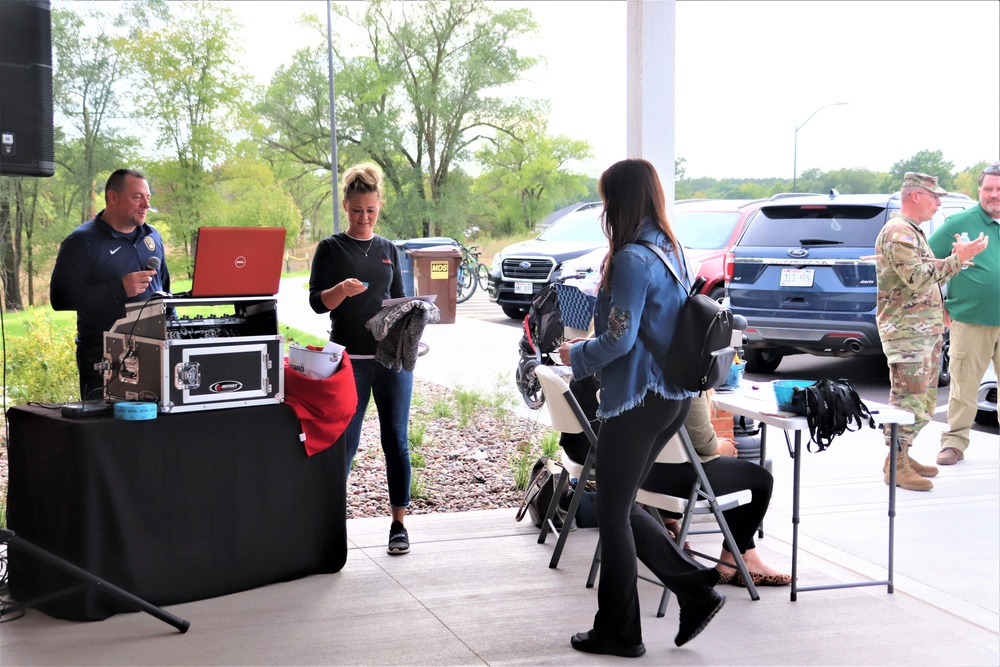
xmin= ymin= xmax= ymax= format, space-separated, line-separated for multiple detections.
xmin=709 ymin=285 xmax=725 ymax=304
xmin=974 ymin=408 xmax=999 ymax=427
xmin=502 ymin=304 xmax=527 ymax=320
xmin=937 ymin=331 xmax=951 ymax=387
xmin=746 ymin=348 xmax=782 ymax=374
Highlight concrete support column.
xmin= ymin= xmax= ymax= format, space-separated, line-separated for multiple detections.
xmin=626 ymin=0 xmax=676 ymax=208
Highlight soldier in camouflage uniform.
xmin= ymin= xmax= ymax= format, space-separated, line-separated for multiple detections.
xmin=875 ymin=172 xmax=988 ymax=491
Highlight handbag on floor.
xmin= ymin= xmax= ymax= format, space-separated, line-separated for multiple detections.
xmin=516 ymin=457 xmax=574 ymax=529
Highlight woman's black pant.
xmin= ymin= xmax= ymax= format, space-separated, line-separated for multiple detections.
xmin=592 ymin=392 xmax=711 ymax=645
xmin=641 ymin=456 xmax=774 ymax=553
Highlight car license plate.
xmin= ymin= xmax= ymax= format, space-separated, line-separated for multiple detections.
xmin=514 ymin=281 xmax=533 ymax=295
xmin=780 ymin=268 xmax=814 ymax=287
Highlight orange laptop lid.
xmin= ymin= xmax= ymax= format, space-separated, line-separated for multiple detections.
xmin=190 ymin=227 xmax=287 ymax=297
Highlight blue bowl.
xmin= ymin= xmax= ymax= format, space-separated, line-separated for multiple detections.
xmin=772 ymin=379 xmax=816 ymax=410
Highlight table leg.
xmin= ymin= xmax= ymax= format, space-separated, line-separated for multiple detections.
xmin=888 ymin=423 xmax=898 ymax=594
xmin=758 ymin=423 xmax=768 ymax=538
xmin=791 ymin=430 xmax=802 ymax=602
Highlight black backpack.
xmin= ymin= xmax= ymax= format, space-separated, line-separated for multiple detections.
xmin=790 ymin=378 xmax=876 ymax=451
xmin=637 ymin=241 xmax=736 ymax=392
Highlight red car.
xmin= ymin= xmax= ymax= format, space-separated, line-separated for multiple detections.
xmin=672 ymin=198 xmax=769 ymax=301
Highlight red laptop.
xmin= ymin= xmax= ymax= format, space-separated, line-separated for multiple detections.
xmin=189 ymin=227 xmax=287 ymax=297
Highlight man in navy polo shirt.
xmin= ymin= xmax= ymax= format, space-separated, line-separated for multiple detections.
xmin=50 ymin=168 xmax=170 ymax=399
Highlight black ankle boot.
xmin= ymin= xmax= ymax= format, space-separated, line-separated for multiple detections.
xmin=571 ymin=630 xmax=646 ymax=658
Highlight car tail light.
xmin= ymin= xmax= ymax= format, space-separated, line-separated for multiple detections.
xmin=724 ymin=251 xmax=735 ymax=283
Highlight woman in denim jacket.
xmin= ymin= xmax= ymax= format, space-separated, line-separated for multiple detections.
xmin=559 ymin=159 xmax=725 ymax=658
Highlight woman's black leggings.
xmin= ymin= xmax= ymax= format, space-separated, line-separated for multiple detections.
xmin=641 ymin=456 xmax=774 ymax=553
xmin=592 ymin=392 xmax=713 ymax=645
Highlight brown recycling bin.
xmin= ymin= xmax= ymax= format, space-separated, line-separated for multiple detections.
xmin=408 ymin=245 xmax=461 ymax=324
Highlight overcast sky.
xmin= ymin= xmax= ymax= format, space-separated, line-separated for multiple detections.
xmin=230 ymin=1 xmax=999 ymax=180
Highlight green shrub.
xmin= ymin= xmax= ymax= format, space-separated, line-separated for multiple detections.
xmin=4 ymin=310 xmax=78 ymax=403
xmin=408 ymin=420 xmax=426 ymax=448
xmin=510 ymin=440 xmax=535 ymax=491
xmin=410 ymin=471 xmax=427 ymax=499
xmin=453 ymin=386 xmax=484 ymax=428
xmin=540 ymin=429 xmax=560 ymax=458
xmin=432 ymin=398 xmax=452 ymax=418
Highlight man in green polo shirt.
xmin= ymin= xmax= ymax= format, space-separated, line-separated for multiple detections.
xmin=929 ymin=163 xmax=1000 ymax=465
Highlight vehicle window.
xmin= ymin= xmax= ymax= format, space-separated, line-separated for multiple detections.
xmin=673 ymin=211 xmax=741 ymax=250
xmin=536 ymin=209 xmax=605 ymax=243
xmin=740 ymin=205 xmax=886 ymax=247
xmin=924 ymin=206 xmax=970 ymax=236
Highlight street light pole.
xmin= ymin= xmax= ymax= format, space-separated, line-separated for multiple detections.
xmin=793 ymin=102 xmax=848 ymax=192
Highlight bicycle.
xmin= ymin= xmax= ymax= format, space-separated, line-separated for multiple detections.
xmin=456 ymin=242 xmax=489 ymax=304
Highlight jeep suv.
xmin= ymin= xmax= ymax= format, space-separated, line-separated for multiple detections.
xmin=487 ymin=202 xmax=606 ymax=319
xmin=725 ymin=191 xmax=975 ymax=382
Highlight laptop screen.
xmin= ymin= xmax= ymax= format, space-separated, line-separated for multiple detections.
xmin=190 ymin=227 xmax=287 ymax=297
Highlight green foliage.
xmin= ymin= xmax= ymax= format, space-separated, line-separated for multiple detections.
xmin=409 ymin=421 xmax=426 ymax=449
xmin=128 ymin=1 xmax=254 ymax=251
xmin=258 ymin=0 xmax=542 ymax=238
xmin=3 ymin=310 xmax=78 ymax=403
xmin=474 ymin=117 xmax=593 ymax=232
xmin=410 ymin=470 xmax=427 ymax=499
xmin=890 ymin=150 xmax=955 ymax=190
xmin=509 ymin=440 xmax=534 ymax=491
xmin=453 ymin=386 xmax=484 ymax=428
xmin=539 ymin=430 xmax=560 ymax=458
xmin=432 ymin=398 xmax=453 ymax=419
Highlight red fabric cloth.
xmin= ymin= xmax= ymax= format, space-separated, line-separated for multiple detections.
xmin=283 ymin=351 xmax=358 ymax=457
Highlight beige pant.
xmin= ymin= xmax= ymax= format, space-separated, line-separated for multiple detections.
xmin=941 ymin=320 xmax=1000 ymax=452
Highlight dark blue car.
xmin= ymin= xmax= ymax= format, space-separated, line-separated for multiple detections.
xmin=725 ymin=191 xmax=975 ymax=385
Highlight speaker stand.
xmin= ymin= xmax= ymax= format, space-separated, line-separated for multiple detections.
xmin=1 ymin=529 xmax=189 ymax=633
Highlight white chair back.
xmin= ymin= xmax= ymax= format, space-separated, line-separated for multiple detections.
xmin=534 ymin=366 xmax=583 ymax=435
xmin=654 ymin=434 xmax=689 ymax=465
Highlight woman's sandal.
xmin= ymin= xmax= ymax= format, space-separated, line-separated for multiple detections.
xmin=733 ymin=570 xmax=792 ymax=587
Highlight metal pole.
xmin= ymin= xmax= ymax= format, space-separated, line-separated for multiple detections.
xmin=327 ymin=0 xmax=340 ymax=234
xmin=792 ymin=102 xmax=848 ymax=193
xmin=793 ymin=129 xmax=799 ymax=193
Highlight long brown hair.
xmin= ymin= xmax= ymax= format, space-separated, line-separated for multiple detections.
xmin=597 ymin=158 xmax=682 ymax=293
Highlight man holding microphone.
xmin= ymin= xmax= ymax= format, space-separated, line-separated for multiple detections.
xmin=50 ymin=168 xmax=170 ymax=398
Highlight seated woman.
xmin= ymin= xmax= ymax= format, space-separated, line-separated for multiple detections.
xmin=641 ymin=390 xmax=791 ymax=587
xmin=559 ymin=377 xmax=788 ymax=586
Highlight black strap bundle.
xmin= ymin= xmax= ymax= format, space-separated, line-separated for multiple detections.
xmin=790 ymin=378 xmax=876 ymax=451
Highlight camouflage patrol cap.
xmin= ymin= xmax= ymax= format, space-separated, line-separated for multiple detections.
xmin=902 ymin=172 xmax=947 ymax=195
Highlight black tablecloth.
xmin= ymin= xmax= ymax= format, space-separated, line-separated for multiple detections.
xmin=6 ymin=403 xmax=346 ymax=621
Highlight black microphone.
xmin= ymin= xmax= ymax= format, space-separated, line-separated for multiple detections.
xmin=146 ymin=256 xmax=161 ymax=272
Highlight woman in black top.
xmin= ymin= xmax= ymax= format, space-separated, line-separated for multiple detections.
xmin=309 ymin=162 xmax=413 ymax=555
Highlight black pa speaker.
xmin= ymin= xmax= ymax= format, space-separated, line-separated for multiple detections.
xmin=0 ymin=0 xmax=54 ymax=177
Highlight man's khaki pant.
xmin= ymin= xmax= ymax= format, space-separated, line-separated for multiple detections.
xmin=941 ymin=320 xmax=1000 ymax=452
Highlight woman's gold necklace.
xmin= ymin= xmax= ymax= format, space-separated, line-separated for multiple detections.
xmin=346 ymin=234 xmax=375 ymax=257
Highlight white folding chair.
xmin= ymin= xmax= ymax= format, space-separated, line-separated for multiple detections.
xmin=534 ymin=365 xmax=598 ymax=569
xmin=586 ymin=425 xmax=760 ymax=616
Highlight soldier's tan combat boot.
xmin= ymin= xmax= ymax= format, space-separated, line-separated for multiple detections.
xmin=883 ymin=448 xmax=939 ymax=478
xmin=883 ymin=448 xmax=933 ymax=491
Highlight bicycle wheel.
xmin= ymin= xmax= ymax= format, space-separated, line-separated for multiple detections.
xmin=456 ymin=261 xmax=477 ymax=303
xmin=476 ymin=263 xmax=490 ymax=291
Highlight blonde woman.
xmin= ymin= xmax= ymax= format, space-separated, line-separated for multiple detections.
xmin=309 ymin=163 xmax=413 ymax=555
